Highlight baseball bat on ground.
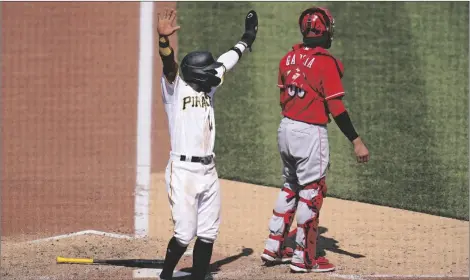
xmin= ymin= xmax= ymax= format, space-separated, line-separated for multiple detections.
xmin=56 ymin=256 xmax=164 ymax=266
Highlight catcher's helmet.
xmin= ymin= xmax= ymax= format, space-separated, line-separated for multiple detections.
xmin=180 ymin=51 xmax=223 ymax=92
xmin=298 ymin=7 xmax=335 ymax=48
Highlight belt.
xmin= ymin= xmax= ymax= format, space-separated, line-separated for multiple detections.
xmin=179 ymin=155 xmax=213 ymax=165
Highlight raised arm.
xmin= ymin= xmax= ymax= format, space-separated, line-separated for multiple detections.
xmin=216 ymin=10 xmax=258 ymax=75
xmin=157 ymin=8 xmax=180 ymax=84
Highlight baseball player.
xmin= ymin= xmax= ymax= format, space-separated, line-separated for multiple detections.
xmin=156 ymin=8 xmax=258 ymax=280
xmin=260 ymin=7 xmax=370 ymax=273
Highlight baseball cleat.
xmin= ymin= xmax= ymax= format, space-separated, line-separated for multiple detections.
xmin=289 ymin=257 xmax=335 ymax=273
xmin=261 ymin=248 xmax=293 ymax=265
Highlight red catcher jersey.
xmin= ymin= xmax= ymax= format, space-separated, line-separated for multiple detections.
xmin=278 ymin=44 xmax=345 ymax=125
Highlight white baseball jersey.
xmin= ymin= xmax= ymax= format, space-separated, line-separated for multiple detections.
xmin=161 ymin=68 xmax=224 ymax=157
xmin=161 ymin=42 xmax=246 ymax=246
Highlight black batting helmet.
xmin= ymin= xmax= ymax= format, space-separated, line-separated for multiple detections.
xmin=180 ymin=51 xmax=223 ymax=91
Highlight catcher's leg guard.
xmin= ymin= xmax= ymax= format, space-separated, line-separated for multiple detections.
xmin=262 ymin=183 xmax=299 ymax=264
xmin=290 ymin=177 xmax=334 ymax=273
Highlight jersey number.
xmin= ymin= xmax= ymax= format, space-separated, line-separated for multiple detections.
xmin=285 ymin=71 xmax=306 ymax=98
xmin=287 ymin=85 xmax=306 ymax=98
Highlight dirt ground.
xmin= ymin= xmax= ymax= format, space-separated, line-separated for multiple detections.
xmin=2 ymin=176 xmax=468 ymax=280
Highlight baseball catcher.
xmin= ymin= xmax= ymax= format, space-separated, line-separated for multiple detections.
xmin=156 ymin=8 xmax=258 ymax=280
xmin=261 ymin=6 xmax=370 ymax=273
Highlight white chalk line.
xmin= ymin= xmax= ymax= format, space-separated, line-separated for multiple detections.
xmin=26 ymin=230 xmax=134 ymax=244
xmin=134 ymin=0 xmax=154 ymax=239
xmin=131 ymin=247 xmax=191 ymax=278
xmin=26 ymin=229 xmax=193 ymax=279
xmin=329 ymin=273 xmax=469 ymax=280
xmin=133 ymin=268 xmax=190 ymax=279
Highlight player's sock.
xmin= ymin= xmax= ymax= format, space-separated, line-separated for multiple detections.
xmin=160 ymin=237 xmax=188 ymax=280
xmin=190 ymin=238 xmax=214 ymax=280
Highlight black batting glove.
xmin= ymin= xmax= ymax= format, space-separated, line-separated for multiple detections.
xmin=240 ymin=10 xmax=258 ymax=51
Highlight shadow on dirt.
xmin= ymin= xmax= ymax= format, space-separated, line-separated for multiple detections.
xmin=85 ymin=247 xmax=254 ymax=272
xmin=177 ymin=247 xmax=254 ymax=279
xmin=284 ymin=226 xmax=365 ymax=259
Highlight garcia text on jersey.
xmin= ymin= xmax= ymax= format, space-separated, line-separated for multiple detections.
xmin=286 ymin=53 xmax=315 ymax=68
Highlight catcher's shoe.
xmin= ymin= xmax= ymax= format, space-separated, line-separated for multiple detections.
xmin=261 ymin=247 xmax=293 ymax=265
xmin=290 ymin=256 xmax=335 ymax=273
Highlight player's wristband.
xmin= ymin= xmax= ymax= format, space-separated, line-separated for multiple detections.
xmin=159 ymin=36 xmax=169 ymax=47
xmin=333 ymin=111 xmax=359 ymax=142
xmin=229 ymin=47 xmax=243 ymax=59
xmin=229 ymin=42 xmax=247 ymax=59
xmin=159 ymin=36 xmax=172 ymax=56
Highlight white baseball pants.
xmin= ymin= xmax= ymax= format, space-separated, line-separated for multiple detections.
xmin=165 ymin=153 xmax=221 ymax=246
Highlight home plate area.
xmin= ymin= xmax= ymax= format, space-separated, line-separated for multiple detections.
xmin=1 ymin=231 xmax=467 ymax=280
xmin=132 ymin=247 xmax=256 ymax=279
xmin=131 ymin=232 xmax=469 ymax=280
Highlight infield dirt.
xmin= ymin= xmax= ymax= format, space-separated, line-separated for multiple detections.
xmin=2 ymin=176 xmax=469 ymax=280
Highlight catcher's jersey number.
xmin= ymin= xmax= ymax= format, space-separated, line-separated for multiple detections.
xmin=287 ymin=85 xmax=306 ymax=98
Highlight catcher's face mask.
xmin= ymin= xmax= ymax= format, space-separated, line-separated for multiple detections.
xmin=299 ymin=7 xmax=335 ymax=47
